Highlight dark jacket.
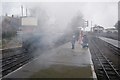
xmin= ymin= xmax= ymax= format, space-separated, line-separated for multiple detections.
xmin=82 ymin=35 xmax=88 ymax=43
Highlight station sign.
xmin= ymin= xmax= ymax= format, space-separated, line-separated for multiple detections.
xmin=21 ymin=17 xmax=37 ymax=26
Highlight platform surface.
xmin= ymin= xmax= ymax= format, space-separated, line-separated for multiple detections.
xmin=3 ymin=42 xmax=96 ymax=78
xmin=99 ymin=37 xmax=120 ymax=48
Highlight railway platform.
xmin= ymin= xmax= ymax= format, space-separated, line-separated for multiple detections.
xmin=3 ymin=42 xmax=97 ymax=79
xmin=99 ymin=37 xmax=120 ymax=48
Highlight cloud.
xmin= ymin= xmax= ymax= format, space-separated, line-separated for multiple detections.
xmin=2 ymin=2 xmax=118 ymax=30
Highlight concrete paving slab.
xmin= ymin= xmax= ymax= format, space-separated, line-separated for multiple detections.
xmin=99 ymin=37 xmax=120 ymax=48
xmin=3 ymin=42 xmax=96 ymax=78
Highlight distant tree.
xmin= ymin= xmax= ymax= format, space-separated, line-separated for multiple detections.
xmin=70 ymin=14 xmax=84 ymax=30
xmin=2 ymin=17 xmax=20 ymax=39
xmin=64 ymin=12 xmax=84 ymax=40
xmin=65 ymin=13 xmax=83 ymax=37
xmin=114 ymin=21 xmax=119 ymax=30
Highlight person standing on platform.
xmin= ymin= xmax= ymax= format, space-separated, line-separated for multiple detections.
xmin=71 ymin=35 xmax=76 ymax=49
xmin=79 ymin=30 xmax=83 ymax=44
xmin=82 ymin=35 xmax=89 ymax=48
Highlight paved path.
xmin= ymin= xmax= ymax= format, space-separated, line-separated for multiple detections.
xmin=4 ymin=42 xmax=96 ymax=78
xmin=99 ymin=37 xmax=120 ymax=48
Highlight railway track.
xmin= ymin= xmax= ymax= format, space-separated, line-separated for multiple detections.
xmin=1 ymin=39 xmax=70 ymax=78
xmin=94 ymin=37 xmax=120 ymax=70
xmin=101 ymin=39 xmax=120 ymax=56
xmin=89 ymin=37 xmax=120 ymax=80
xmin=1 ymin=48 xmax=34 ymax=77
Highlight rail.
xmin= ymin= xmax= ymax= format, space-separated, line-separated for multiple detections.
xmin=90 ymin=37 xmax=120 ymax=80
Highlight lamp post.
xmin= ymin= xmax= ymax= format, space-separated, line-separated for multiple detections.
xmin=21 ymin=5 xmax=23 ymax=17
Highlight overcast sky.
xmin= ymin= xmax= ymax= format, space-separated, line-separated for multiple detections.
xmin=1 ymin=1 xmax=119 ymax=30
